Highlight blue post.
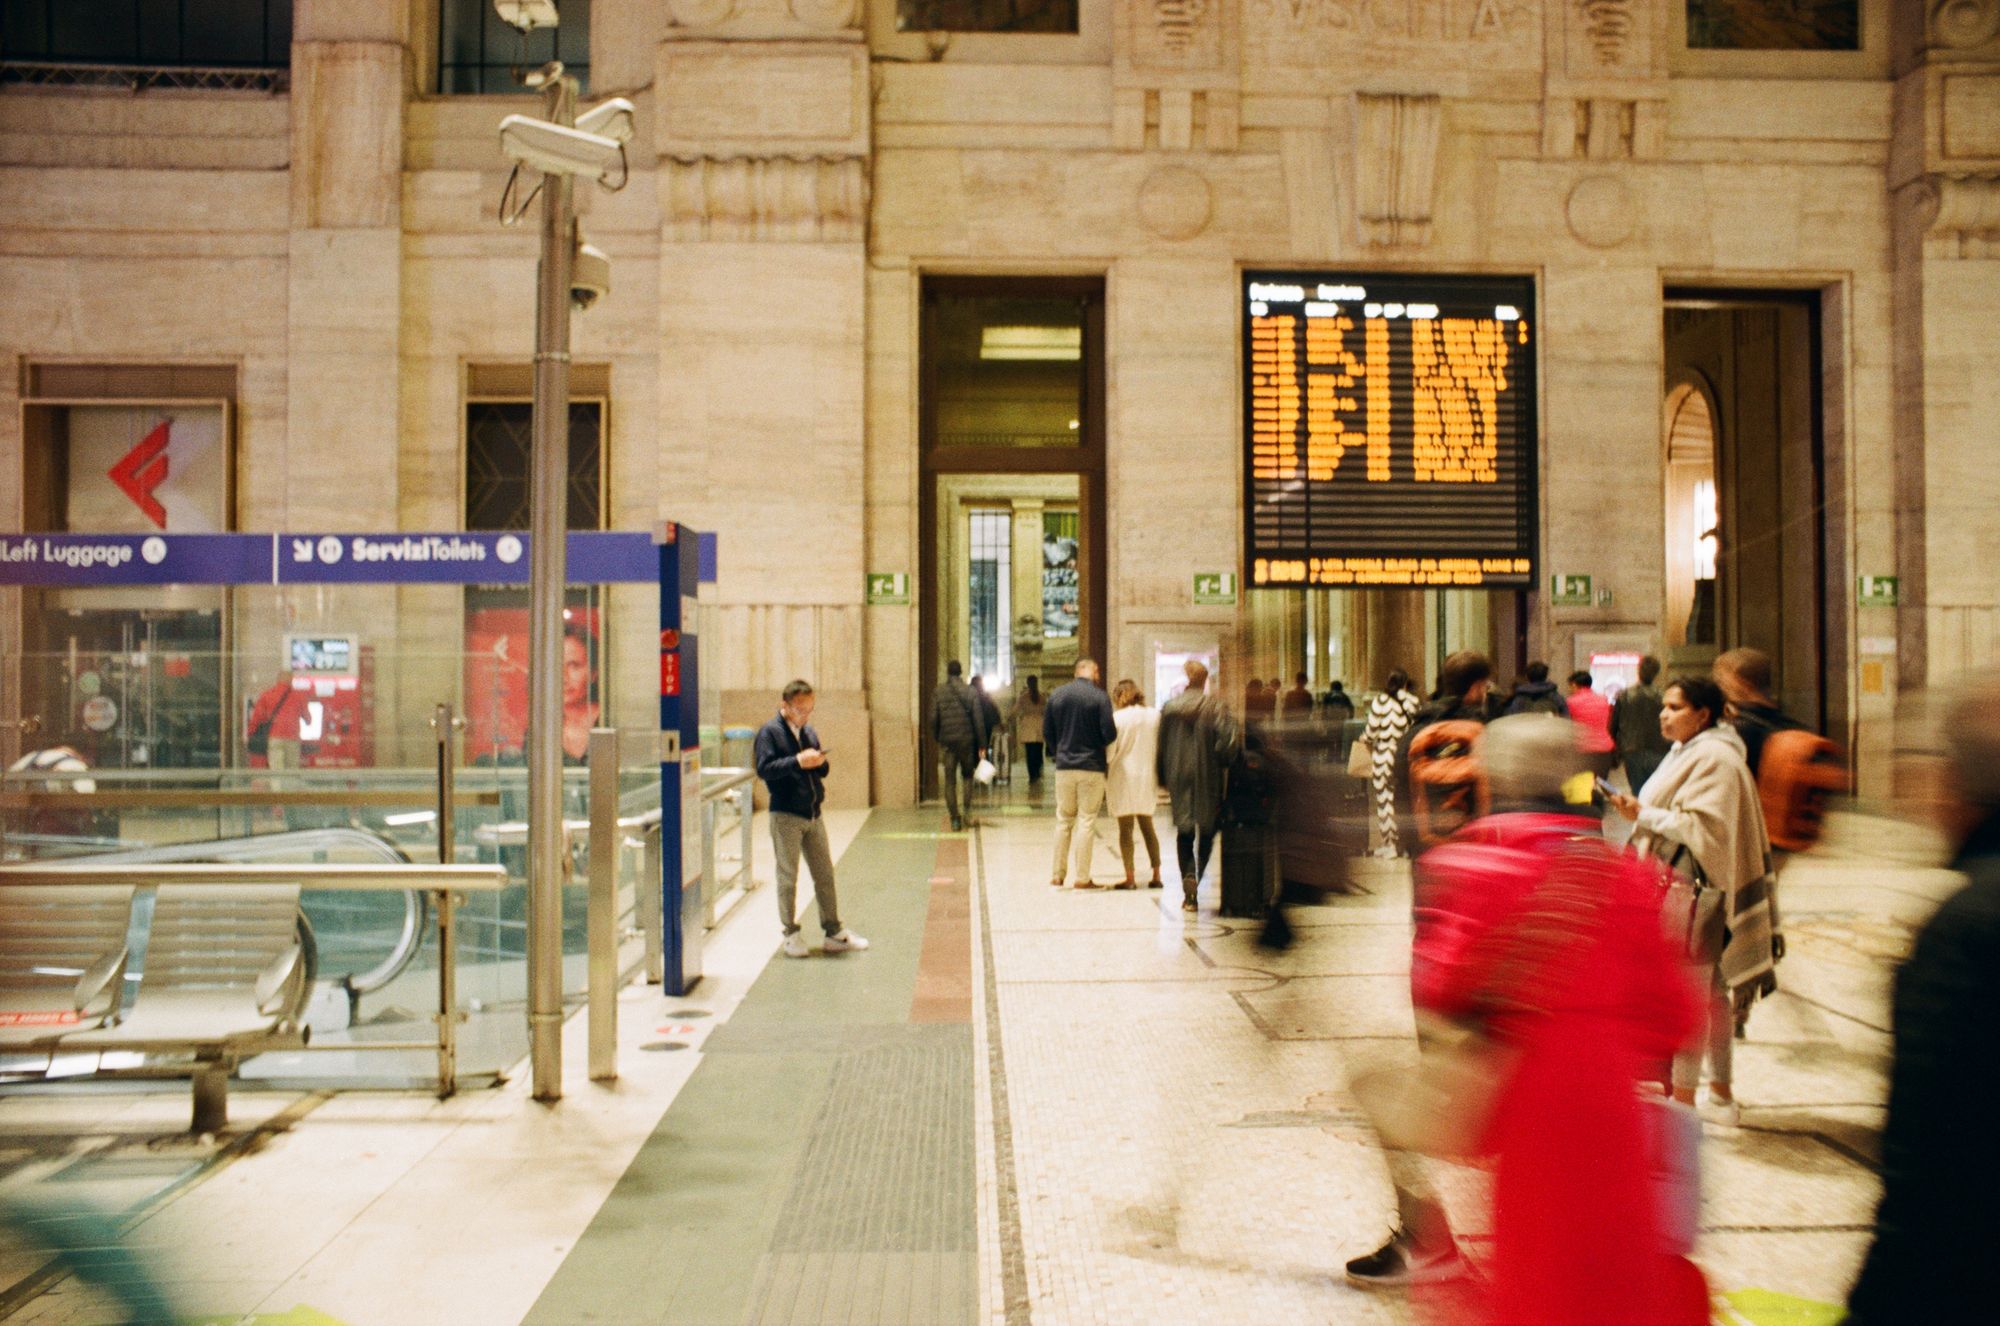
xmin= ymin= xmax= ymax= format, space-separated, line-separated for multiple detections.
xmin=658 ymin=522 xmax=704 ymax=994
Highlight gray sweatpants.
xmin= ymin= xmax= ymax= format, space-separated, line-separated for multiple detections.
xmin=771 ymin=811 xmax=843 ymax=938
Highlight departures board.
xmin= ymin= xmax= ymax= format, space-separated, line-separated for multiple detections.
xmin=1243 ymin=271 xmax=1538 ymax=589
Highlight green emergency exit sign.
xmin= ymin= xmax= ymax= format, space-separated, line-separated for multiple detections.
xmin=865 ymin=572 xmax=909 ymax=606
xmin=1193 ymin=572 xmax=1237 ymax=606
xmin=1857 ymin=575 xmax=1899 ymax=607
xmin=1550 ymin=574 xmax=1592 ymax=606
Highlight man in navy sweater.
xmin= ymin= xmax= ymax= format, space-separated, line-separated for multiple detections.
xmin=1043 ymin=658 xmax=1118 ymax=888
xmin=754 ymin=679 xmax=869 ymax=959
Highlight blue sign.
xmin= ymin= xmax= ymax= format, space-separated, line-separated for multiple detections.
xmin=0 ymin=533 xmax=272 ymax=586
xmin=277 ymin=532 xmax=660 ymax=585
xmin=0 ymin=531 xmax=663 ymax=587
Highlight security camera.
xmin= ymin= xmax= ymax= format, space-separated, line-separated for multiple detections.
xmin=499 ymin=115 xmax=623 ymax=181
xmin=571 ymin=243 xmax=610 ymax=311
xmin=494 ymin=1 xmax=559 ymax=32
xmin=573 ymin=97 xmax=636 ymax=145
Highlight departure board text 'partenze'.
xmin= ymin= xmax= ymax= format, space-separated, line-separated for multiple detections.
xmin=1242 ymin=272 xmax=1539 ymax=589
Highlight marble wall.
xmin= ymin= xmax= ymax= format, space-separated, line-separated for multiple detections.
xmin=2 ymin=0 xmax=1996 ymax=798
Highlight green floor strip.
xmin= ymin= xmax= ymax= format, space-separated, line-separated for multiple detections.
xmin=523 ymin=809 xmax=976 ymax=1326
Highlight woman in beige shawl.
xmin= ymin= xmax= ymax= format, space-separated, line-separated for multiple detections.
xmin=1608 ymin=674 xmax=1775 ymax=1121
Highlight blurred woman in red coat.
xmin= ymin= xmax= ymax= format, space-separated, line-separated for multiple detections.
xmin=1410 ymin=715 xmax=1705 ymax=1326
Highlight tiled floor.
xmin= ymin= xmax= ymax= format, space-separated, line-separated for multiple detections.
xmin=0 ymin=798 xmax=1948 ymax=1325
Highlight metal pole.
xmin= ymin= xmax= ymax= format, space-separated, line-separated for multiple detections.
xmin=433 ymin=702 xmax=460 ymax=1097
xmin=587 ymin=726 xmax=618 ymax=1081
xmin=526 ymin=73 xmax=577 ymax=1104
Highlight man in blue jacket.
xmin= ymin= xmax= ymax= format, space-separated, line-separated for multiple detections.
xmin=754 ymin=679 xmax=869 ymax=959
xmin=1043 ymin=658 xmax=1118 ymax=888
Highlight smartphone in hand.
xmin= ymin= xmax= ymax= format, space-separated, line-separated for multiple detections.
xmin=1594 ymin=776 xmax=1619 ymax=800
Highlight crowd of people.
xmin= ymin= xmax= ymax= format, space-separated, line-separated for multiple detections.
xmin=753 ymin=648 xmax=1999 ymax=1322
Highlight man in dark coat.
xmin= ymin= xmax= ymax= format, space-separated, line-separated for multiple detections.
xmin=754 ymin=679 xmax=868 ymax=959
xmin=1156 ymin=660 xmax=1239 ymax=911
xmin=1503 ymin=661 xmax=1568 ymax=717
xmin=1848 ymin=673 xmax=2000 ymax=1323
xmin=1611 ymin=654 xmax=1671 ymax=794
xmin=1043 ymin=657 xmax=1117 ymax=888
xmin=930 ymin=660 xmax=988 ymax=831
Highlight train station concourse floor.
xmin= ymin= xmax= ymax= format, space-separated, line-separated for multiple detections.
xmin=0 ymin=793 xmax=1937 ymax=1325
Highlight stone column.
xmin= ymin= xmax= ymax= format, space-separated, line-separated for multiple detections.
xmin=653 ymin=2 xmax=872 ymax=799
xmin=1890 ymin=2 xmax=2000 ymax=696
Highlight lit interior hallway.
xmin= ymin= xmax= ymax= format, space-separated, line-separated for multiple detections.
xmin=0 ymin=784 xmax=1938 ymax=1325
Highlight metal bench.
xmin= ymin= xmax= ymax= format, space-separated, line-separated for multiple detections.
xmin=59 ymin=883 xmax=310 ymax=1132
xmin=0 ymin=884 xmax=133 ymax=1049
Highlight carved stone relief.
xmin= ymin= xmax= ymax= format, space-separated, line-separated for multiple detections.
xmin=667 ymin=0 xmax=739 ymax=26
xmin=1243 ymin=0 xmax=1541 ymax=74
xmin=1917 ymin=173 xmax=2000 ymax=258
xmin=1136 ymin=164 xmax=1214 ymax=238
xmin=1931 ymin=0 xmax=2000 ymax=50
xmin=663 ymin=156 xmax=869 ymax=243
xmin=1565 ymin=173 xmax=1635 ymax=247
xmin=1350 ymin=92 xmax=1441 ymax=246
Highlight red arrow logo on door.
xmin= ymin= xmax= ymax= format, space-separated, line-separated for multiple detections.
xmin=109 ymin=419 xmax=170 ymax=529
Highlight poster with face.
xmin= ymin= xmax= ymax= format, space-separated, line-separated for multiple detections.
xmin=463 ymin=602 xmax=600 ymax=763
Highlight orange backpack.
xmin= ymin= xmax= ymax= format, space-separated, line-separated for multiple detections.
xmin=1408 ymin=720 xmax=1489 ymax=848
xmin=1757 ymin=729 xmax=1847 ymax=852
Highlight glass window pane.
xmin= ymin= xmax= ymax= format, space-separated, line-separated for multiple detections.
xmin=897 ymin=0 xmax=1078 ymax=34
xmin=968 ymin=508 xmax=1012 ymax=685
xmin=465 ymin=401 xmax=602 ymax=532
xmin=929 ymin=294 xmax=1084 ymax=450
xmin=52 ymin=1 xmax=138 ymax=63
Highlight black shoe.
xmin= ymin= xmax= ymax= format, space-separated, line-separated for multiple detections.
xmin=950 ymin=815 xmax=964 ymax=832
xmin=1344 ymin=1228 xmax=1465 ymax=1290
xmin=1147 ymin=880 xmax=1163 ymax=889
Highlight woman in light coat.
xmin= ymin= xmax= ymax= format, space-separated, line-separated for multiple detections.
xmin=1014 ymin=675 xmax=1047 ymax=784
xmin=1609 ymin=674 xmax=1776 ymax=1121
xmin=1107 ymin=679 xmax=1163 ymax=889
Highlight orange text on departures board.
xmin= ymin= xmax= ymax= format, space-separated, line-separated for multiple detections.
xmin=1250 ymin=315 xmax=1299 ymax=481
xmin=1410 ymin=318 xmax=1509 ymax=485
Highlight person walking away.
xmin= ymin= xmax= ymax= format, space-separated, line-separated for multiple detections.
xmin=970 ymin=674 xmax=1003 ymax=783
xmin=1387 ymin=715 xmax=1705 ymax=1323
xmin=1107 ymin=680 xmax=1164 ymax=889
xmin=1847 ymin=673 xmax=2000 ymax=1325
xmin=1503 ymin=661 xmax=1568 ymax=717
xmin=1713 ymin=646 xmax=1804 ymax=778
xmin=1608 ymin=675 xmax=1775 ymax=1122
xmin=1565 ymin=670 xmax=1615 ymax=775
xmin=754 ymin=680 xmax=868 ymax=958
xmin=1612 ymin=655 xmax=1671 ymax=794
xmin=930 ymin=660 xmax=988 ymax=831
xmin=1281 ymin=671 xmax=1314 ymax=723
xmin=1243 ymin=678 xmax=1271 ymax=718
xmin=1361 ymin=670 xmax=1420 ymax=858
xmin=1014 ymin=675 xmax=1047 ymax=784
xmin=1157 ymin=660 xmax=1239 ymax=910
xmin=1322 ymin=679 xmax=1356 ymax=756
xmin=1044 ymin=658 xmax=1118 ymax=888
xmin=1396 ymin=652 xmax=1495 ymax=851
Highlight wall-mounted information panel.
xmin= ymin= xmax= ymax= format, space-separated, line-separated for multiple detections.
xmin=1243 ymin=271 xmax=1538 ymax=588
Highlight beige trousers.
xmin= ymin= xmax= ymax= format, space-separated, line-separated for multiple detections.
xmin=1050 ymin=769 xmax=1106 ymax=885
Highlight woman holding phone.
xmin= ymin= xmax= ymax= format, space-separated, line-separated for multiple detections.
xmin=1607 ymin=675 xmax=1775 ymax=1121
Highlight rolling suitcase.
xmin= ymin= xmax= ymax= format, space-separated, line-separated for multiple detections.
xmin=1219 ymin=824 xmax=1276 ymax=918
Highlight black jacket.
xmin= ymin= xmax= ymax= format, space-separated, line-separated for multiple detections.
xmin=1042 ymin=678 xmax=1117 ymax=773
xmin=754 ymin=713 xmax=828 ymax=820
xmin=930 ymin=677 xmax=987 ymax=753
xmin=1504 ymin=680 xmax=1568 ymax=717
xmin=1848 ymin=813 xmax=2000 ymax=1324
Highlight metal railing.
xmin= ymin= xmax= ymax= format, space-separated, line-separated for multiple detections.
xmin=0 ymin=861 xmax=507 ymax=1097
xmin=701 ymin=769 xmax=758 ymax=929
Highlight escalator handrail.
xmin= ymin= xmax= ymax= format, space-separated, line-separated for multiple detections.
xmin=59 ymin=828 xmax=429 ymax=996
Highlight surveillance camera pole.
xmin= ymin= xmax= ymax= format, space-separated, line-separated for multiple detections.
xmin=526 ymin=67 xmax=576 ymax=1104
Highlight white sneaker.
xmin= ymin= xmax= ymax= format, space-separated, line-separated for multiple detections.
xmin=781 ymin=933 xmax=810 ymax=958
xmin=822 ymin=929 xmax=869 ymax=952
